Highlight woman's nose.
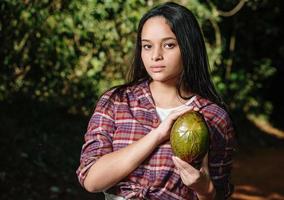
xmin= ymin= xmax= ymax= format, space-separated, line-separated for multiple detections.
xmin=151 ymin=47 xmax=163 ymax=61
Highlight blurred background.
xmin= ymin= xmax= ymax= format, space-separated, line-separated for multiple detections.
xmin=0 ymin=0 xmax=283 ymax=199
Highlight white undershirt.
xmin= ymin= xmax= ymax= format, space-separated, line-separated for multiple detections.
xmin=156 ymin=96 xmax=196 ymax=121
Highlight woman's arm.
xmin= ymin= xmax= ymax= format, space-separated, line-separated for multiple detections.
xmin=84 ymin=128 xmax=160 ymax=192
xmin=83 ymin=105 xmax=196 ymax=192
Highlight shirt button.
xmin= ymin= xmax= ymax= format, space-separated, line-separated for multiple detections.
xmin=153 ymin=118 xmax=160 ymax=128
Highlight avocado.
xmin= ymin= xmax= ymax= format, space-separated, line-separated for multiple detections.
xmin=170 ymin=111 xmax=209 ymax=163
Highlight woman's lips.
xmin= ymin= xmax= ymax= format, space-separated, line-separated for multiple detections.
xmin=150 ymin=66 xmax=166 ymax=72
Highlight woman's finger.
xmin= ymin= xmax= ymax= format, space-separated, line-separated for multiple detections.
xmin=178 ymin=167 xmax=191 ymax=186
xmin=172 ymin=156 xmax=197 ymax=174
xmin=201 ymin=153 xmax=209 ymax=173
xmin=173 ymin=157 xmax=199 ymax=187
xmin=168 ymin=106 xmax=194 ymax=121
xmin=193 ymin=106 xmax=199 ymax=111
xmin=173 ymin=105 xmax=193 ymax=115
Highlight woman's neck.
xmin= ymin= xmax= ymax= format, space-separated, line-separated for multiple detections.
xmin=149 ymin=81 xmax=191 ymax=109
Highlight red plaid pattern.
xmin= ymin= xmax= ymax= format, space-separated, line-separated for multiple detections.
xmin=77 ymin=80 xmax=235 ymax=199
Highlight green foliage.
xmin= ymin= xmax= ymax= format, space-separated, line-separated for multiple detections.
xmin=227 ymin=59 xmax=275 ymax=114
xmin=0 ymin=0 xmax=147 ymax=114
xmin=0 ymin=0 xmax=277 ymax=117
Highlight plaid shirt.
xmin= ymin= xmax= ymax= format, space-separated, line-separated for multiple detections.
xmin=77 ymin=80 xmax=235 ymax=200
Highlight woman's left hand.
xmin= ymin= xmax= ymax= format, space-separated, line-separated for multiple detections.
xmin=172 ymin=154 xmax=216 ymax=199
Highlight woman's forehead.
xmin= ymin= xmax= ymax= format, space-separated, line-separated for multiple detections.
xmin=141 ymin=17 xmax=176 ymax=41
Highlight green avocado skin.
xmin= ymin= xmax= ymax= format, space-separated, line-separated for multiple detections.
xmin=170 ymin=111 xmax=209 ymax=163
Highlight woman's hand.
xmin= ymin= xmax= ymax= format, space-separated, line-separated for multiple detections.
xmin=155 ymin=105 xmax=199 ymax=144
xmin=172 ymin=154 xmax=216 ymax=200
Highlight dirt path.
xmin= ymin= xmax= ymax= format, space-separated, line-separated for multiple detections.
xmin=231 ymin=147 xmax=284 ymax=200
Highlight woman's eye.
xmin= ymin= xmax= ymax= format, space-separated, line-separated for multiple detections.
xmin=143 ymin=44 xmax=152 ymax=50
xmin=164 ymin=43 xmax=175 ymax=49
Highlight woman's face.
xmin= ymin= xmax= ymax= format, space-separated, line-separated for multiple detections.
xmin=141 ymin=17 xmax=183 ymax=83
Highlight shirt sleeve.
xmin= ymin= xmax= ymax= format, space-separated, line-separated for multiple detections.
xmin=76 ymin=90 xmax=116 ymax=187
xmin=203 ymin=105 xmax=236 ymax=199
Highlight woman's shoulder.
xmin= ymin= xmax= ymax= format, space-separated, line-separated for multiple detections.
xmin=96 ymin=88 xmax=117 ymax=106
xmin=194 ymin=95 xmax=232 ymax=130
xmin=194 ymin=95 xmax=226 ymax=114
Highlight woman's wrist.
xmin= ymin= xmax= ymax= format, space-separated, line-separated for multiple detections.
xmin=149 ymin=128 xmax=165 ymax=146
xmin=196 ymin=180 xmax=216 ymax=200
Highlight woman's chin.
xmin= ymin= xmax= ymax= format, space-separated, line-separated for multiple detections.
xmin=150 ymin=76 xmax=179 ymax=84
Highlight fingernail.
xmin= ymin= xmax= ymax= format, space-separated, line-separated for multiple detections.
xmin=173 ymin=156 xmax=180 ymax=161
xmin=193 ymin=107 xmax=199 ymax=111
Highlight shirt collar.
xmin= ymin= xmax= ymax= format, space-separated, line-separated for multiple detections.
xmin=132 ymin=79 xmax=156 ymax=109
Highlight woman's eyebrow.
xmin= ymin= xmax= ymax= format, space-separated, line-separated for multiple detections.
xmin=141 ymin=37 xmax=177 ymax=42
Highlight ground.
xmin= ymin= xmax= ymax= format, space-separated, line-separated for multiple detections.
xmin=231 ymin=147 xmax=284 ymax=200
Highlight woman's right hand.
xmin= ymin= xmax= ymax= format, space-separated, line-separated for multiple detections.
xmin=155 ymin=105 xmax=199 ymax=144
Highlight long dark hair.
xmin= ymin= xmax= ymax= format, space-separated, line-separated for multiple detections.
xmin=115 ymin=2 xmax=226 ymax=109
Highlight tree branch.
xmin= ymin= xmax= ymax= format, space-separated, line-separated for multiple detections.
xmin=217 ymin=0 xmax=247 ymax=17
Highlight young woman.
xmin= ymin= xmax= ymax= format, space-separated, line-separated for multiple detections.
xmin=77 ymin=2 xmax=235 ymax=200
